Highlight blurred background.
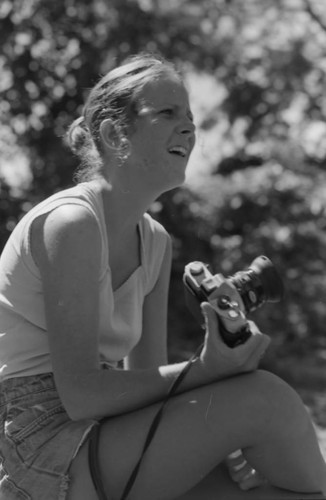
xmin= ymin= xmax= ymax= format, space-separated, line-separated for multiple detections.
xmin=1 ymin=0 xmax=326 ymax=450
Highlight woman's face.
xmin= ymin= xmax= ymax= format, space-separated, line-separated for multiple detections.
xmin=126 ymin=73 xmax=196 ymax=193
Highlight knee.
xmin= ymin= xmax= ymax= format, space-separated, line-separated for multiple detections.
xmin=246 ymin=370 xmax=311 ymax=440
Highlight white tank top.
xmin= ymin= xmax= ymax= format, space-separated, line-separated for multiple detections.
xmin=0 ymin=182 xmax=169 ymax=380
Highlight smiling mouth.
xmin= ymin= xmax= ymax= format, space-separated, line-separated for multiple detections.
xmin=168 ymin=146 xmax=188 ymax=158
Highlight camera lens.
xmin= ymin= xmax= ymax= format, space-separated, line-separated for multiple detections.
xmin=230 ymin=256 xmax=284 ymax=313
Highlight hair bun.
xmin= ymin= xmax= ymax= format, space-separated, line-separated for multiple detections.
xmin=66 ymin=116 xmax=89 ymax=154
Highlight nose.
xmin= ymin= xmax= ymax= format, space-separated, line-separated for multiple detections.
xmin=177 ymin=117 xmax=196 ymax=137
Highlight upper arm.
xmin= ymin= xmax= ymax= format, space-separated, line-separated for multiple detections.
xmin=126 ymin=234 xmax=172 ymax=369
xmin=31 ymin=204 xmax=102 ymax=409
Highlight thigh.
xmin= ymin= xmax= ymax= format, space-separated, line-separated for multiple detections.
xmin=67 ymin=448 xmax=325 ymax=500
xmin=67 ymin=371 xmax=270 ymax=500
xmin=96 ymin=375 xmax=261 ymax=500
xmin=67 ymin=370 xmax=325 ymax=500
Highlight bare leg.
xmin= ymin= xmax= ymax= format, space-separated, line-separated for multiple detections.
xmin=68 ymin=453 xmax=325 ymax=500
xmin=68 ymin=370 xmax=326 ymax=500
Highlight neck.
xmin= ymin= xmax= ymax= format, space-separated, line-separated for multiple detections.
xmin=88 ymin=176 xmax=157 ymax=238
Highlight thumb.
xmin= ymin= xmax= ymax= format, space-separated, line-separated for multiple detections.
xmin=247 ymin=321 xmax=271 ymax=353
xmin=201 ymin=302 xmax=219 ymax=332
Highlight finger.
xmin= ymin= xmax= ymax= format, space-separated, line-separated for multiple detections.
xmin=227 ymin=449 xmax=243 ymax=460
xmin=237 ymin=329 xmax=270 ymax=367
xmin=246 ymin=320 xmax=261 ymax=335
xmin=201 ymin=302 xmax=237 ymax=351
xmin=226 ymin=451 xmax=268 ymax=490
xmin=226 ymin=449 xmax=247 ymax=470
xmin=247 ymin=321 xmax=271 ymax=348
xmin=238 ymin=469 xmax=267 ymax=491
xmin=228 ymin=463 xmax=253 ymax=482
xmin=251 ymin=332 xmax=271 ymax=357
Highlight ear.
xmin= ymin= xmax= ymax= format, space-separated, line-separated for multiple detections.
xmin=99 ymin=119 xmax=121 ymax=150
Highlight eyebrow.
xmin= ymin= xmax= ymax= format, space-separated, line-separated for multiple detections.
xmin=159 ymin=102 xmax=194 ymax=121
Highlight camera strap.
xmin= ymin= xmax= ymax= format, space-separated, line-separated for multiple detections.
xmin=87 ymin=346 xmax=202 ymax=500
xmin=119 ymin=345 xmax=203 ymax=500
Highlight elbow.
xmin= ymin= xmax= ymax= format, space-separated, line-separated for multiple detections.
xmin=59 ymin=390 xmax=98 ymax=421
xmin=55 ymin=373 xmax=125 ymax=421
xmin=65 ymin=404 xmax=89 ymax=422
xmin=62 ymin=398 xmax=90 ymax=422
xmin=62 ymin=392 xmax=117 ymax=421
xmin=54 ymin=373 xmax=103 ymax=421
xmin=63 ymin=394 xmax=103 ymax=421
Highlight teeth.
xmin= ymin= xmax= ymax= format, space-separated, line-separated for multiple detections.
xmin=169 ymin=146 xmax=187 ymax=157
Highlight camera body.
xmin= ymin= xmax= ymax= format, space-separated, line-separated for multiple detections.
xmin=183 ymin=256 xmax=284 ymax=348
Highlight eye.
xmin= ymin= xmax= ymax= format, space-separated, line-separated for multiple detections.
xmin=160 ymin=108 xmax=174 ymax=117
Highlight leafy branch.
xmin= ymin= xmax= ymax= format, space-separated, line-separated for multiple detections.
xmin=304 ymin=0 xmax=326 ymax=33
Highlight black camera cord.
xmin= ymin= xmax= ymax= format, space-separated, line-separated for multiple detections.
xmin=88 ymin=345 xmax=203 ymax=500
xmin=120 ymin=345 xmax=202 ymax=500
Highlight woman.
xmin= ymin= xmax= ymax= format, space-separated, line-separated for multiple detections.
xmin=0 ymin=53 xmax=325 ymax=500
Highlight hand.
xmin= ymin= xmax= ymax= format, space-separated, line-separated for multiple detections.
xmin=226 ymin=449 xmax=267 ymax=491
xmin=199 ymin=302 xmax=270 ymax=380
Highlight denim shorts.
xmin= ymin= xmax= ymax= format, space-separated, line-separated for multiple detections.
xmin=0 ymin=372 xmax=97 ymax=499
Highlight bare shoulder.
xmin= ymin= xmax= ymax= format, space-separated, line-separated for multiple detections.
xmin=31 ymin=203 xmax=101 ymax=268
xmin=32 ymin=202 xmax=98 ymax=235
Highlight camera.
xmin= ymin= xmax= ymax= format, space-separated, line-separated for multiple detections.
xmin=183 ymin=256 xmax=284 ymax=348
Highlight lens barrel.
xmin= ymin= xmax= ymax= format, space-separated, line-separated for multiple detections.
xmin=230 ymin=256 xmax=284 ymax=314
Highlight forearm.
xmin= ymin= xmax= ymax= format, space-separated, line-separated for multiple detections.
xmin=60 ymin=357 xmax=210 ymax=421
xmin=61 ymin=319 xmax=272 ymax=421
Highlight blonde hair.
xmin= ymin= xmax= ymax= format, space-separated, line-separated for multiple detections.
xmin=66 ymin=53 xmax=181 ymax=182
